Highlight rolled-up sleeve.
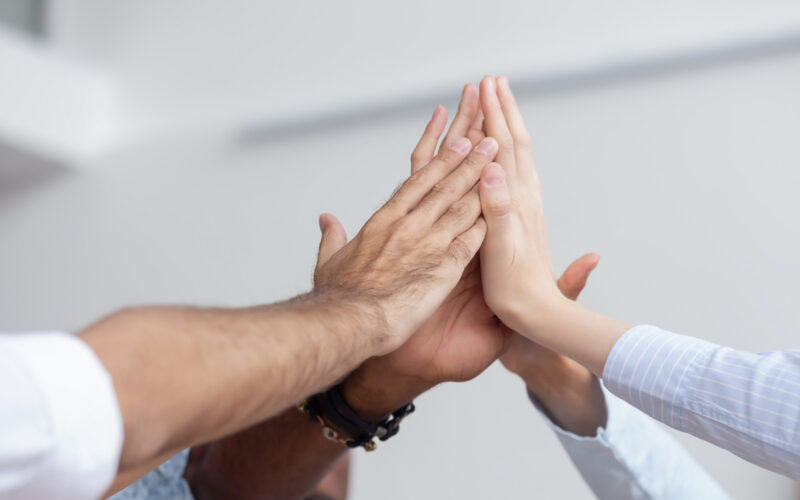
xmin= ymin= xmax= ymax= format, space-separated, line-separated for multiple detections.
xmin=529 ymin=385 xmax=730 ymax=499
xmin=0 ymin=331 xmax=123 ymax=500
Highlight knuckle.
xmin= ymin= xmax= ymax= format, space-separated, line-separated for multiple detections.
xmin=392 ymin=216 xmax=418 ymax=237
xmin=431 ymin=180 xmax=456 ymax=198
xmin=405 ymin=169 xmax=428 ymax=188
xmin=360 ymin=215 xmax=384 ymax=238
xmin=438 ymin=146 xmax=465 ymax=165
xmin=446 ymin=199 xmax=473 ymax=220
xmin=449 ymin=238 xmax=473 ymax=263
xmin=464 ymin=150 xmax=490 ymax=169
xmin=500 ymin=135 xmax=515 ymax=152
xmin=486 ymin=197 xmax=511 ymax=217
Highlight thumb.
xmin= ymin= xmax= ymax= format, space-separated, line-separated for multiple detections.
xmin=316 ymin=213 xmax=347 ymax=271
xmin=479 ymin=162 xmax=512 ymax=231
xmin=557 ymin=253 xmax=600 ymax=301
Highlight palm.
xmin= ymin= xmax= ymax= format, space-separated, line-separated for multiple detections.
xmin=382 ymin=260 xmax=510 ymax=384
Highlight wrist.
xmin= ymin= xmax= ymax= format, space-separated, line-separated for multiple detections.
xmin=340 ymin=361 xmax=432 ymax=422
xmin=506 ymin=289 xmax=572 ymax=340
xmin=521 ymin=354 xmax=607 ymax=436
xmin=292 ymin=287 xmax=391 ymax=358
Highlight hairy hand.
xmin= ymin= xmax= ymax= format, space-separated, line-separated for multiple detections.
xmin=312 ymin=98 xmax=499 ymax=355
xmin=319 ymin=86 xmax=509 ymax=419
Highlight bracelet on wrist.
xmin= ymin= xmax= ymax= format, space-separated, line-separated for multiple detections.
xmin=297 ymin=384 xmax=415 ymax=452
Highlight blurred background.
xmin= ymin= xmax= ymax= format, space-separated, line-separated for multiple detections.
xmin=2 ymin=1 xmax=800 ymax=498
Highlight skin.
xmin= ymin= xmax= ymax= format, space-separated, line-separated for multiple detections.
xmin=500 ymin=253 xmax=607 ymax=437
xmin=86 ymin=101 xmax=499 ymax=489
xmin=476 ymin=75 xmax=632 ymax=377
xmin=112 ymin=82 xmax=613 ymax=498
xmin=432 ymin=95 xmax=608 ymax=436
xmin=183 ymin=84 xmax=511 ymax=499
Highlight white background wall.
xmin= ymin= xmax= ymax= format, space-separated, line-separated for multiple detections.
xmin=1 ymin=2 xmax=800 ymax=499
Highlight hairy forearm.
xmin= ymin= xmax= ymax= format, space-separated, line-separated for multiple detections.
xmin=79 ymin=292 xmax=385 ymax=473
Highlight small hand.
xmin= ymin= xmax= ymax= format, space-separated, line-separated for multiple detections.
xmin=476 ymin=75 xmax=562 ymax=335
xmin=476 ymin=76 xmax=630 ymax=375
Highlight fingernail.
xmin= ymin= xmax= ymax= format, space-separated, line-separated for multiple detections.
xmin=448 ymin=137 xmax=471 ymax=154
xmin=318 ymin=214 xmax=327 ymax=231
xmin=475 ymin=137 xmax=497 ymax=155
xmin=485 ymin=76 xmax=496 ymax=91
xmin=483 ymin=164 xmax=506 ymax=186
xmin=432 ymin=105 xmax=442 ymax=119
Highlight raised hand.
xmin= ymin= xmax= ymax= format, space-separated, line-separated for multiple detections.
xmin=313 ymin=106 xmax=499 ymax=355
xmin=475 ymin=76 xmax=561 ymax=334
xmin=476 ymin=75 xmax=630 ymax=375
xmin=318 ymin=85 xmax=510 ymax=419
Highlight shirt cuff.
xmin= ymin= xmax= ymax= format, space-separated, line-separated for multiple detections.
xmin=527 ymin=382 xmax=619 ymax=445
xmin=601 ymin=324 xmax=712 ymax=432
xmin=1 ymin=331 xmax=123 ymax=500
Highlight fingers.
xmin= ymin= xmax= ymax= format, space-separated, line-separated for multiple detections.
xmin=316 ymin=213 xmax=348 ymax=272
xmin=479 ymin=76 xmax=516 ymax=179
xmin=411 ymin=137 xmax=498 ymax=226
xmin=433 ymin=186 xmax=481 ymax=240
xmin=387 ymin=136 xmax=474 ymax=215
xmin=557 ymin=253 xmax=600 ymax=301
xmin=466 ymin=107 xmax=485 ymax=146
xmin=479 ymin=162 xmax=512 ymax=231
xmin=478 ymin=162 xmax=515 ymax=273
xmin=442 ymin=84 xmax=480 ymax=149
xmin=496 ymin=76 xmax=535 ymax=175
xmin=448 ymin=217 xmax=487 ymax=267
xmin=411 ymin=105 xmax=448 ymax=173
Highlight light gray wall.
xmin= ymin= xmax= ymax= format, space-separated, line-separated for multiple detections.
xmin=2 ymin=48 xmax=800 ymax=500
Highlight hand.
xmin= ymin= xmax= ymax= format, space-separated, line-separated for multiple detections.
xmin=477 ymin=75 xmax=631 ymax=376
xmin=313 ymin=113 xmax=499 ymax=355
xmin=322 ymin=86 xmax=510 ymax=419
xmin=500 ymin=254 xmax=607 ymax=436
xmin=475 ymin=75 xmax=562 ymax=335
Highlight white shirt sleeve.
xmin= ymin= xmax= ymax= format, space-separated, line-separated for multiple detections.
xmin=0 ymin=331 xmax=123 ymax=500
xmin=603 ymin=324 xmax=800 ymax=479
xmin=529 ymin=384 xmax=730 ymax=500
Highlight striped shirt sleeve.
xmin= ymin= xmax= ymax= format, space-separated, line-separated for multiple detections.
xmin=602 ymin=325 xmax=800 ymax=479
xmin=529 ymin=384 xmax=730 ymax=499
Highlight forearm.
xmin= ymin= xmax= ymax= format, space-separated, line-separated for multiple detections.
xmin=184 ymin=363 xmax=429 ymax=499
xmin=185 ymin=407 xmax=347 ymax=500
xmin=515 ymin=351 xmax=606 ymax=437
xmin=515 ymin=296 xmax=631 ymax=377
xmin=79 ymin=292 xmax=385 ymax=473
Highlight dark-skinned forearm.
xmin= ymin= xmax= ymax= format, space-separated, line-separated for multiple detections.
xmin=519 ymin=354 xmax=607 ymax=437
xmin=184 ymin=362 xmax=432 ymax=499
xmin=185 ymin=407 xmax=347 ymax=500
